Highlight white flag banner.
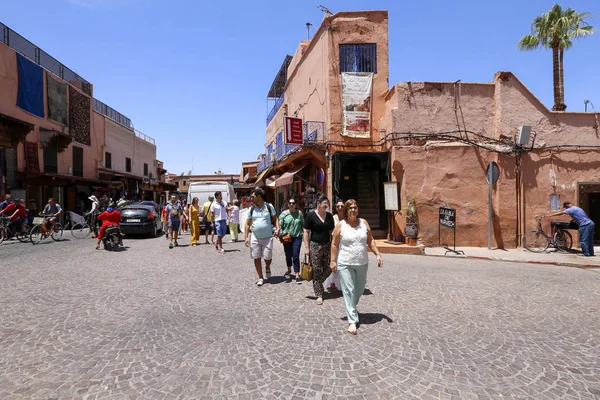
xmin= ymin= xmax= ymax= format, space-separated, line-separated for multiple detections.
xmin=341 ymin=72 xmax=373 ymax=138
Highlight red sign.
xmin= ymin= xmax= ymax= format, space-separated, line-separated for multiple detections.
xmin=284 ymin=116 xmax=303 ymax=145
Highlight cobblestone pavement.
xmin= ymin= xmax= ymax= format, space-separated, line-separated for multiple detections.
xmin=0 ymin=232 xmax=599 ymax=400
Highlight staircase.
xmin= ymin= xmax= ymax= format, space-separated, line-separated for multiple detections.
xmin=356 ymin=170 xmax=380 ymax=230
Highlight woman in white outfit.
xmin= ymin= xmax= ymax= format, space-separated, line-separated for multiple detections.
xmin=325 ymin=200 xmax=345 ymax=291
xmin=330 ymin=199 xmax=383 ymax=335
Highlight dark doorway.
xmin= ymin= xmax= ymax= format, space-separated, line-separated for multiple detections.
xmin=588 ymin=193 xmax=600 ymax=244
xmin=333 ymin=152 xmax=388 ymax=232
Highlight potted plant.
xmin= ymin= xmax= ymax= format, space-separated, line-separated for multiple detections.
xmin=404 ymin=200 xmax=419 ymax=239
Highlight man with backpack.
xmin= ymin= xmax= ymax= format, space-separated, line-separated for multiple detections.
xmin=166 ymin=195 xmax=183 ymax=249
xmin=245 ymin=187 xmax=280 ymax=286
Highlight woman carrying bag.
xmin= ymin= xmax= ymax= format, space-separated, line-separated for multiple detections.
xmin=303 ymin=195 xmax=335 ymax=305
xmin=330 ymin=199 xmax=383 ymax=335
xmin=279 ymin=199 xmax=304 ymax=284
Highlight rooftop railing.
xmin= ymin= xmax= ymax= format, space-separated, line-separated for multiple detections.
xmin=1 ymin=21 xmax=92 ymax=95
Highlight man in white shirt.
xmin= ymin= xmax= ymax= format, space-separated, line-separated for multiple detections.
xmin=210 ymin=191 xmax=229 ymax=254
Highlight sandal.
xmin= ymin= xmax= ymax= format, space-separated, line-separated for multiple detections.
xmin=219 ymin=249 xmax=225 ymax=254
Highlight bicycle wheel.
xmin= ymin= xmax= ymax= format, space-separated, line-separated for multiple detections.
xmin=51 ymin=223 xmax=64 ymax=241
xmin=523 ymin=230 xmax=550 ymax=252
xmin=554 ymin=229 xmax=573 ymax=251
xmin=0 ymin=227 xmax=6 ymax=245
xmin=30 ymin=225 xmax=44 ymax=245
xmin=71 ymin=223 xmax=92 ymax=239
xmin=16 ymin=224 xmax=31 ymax=243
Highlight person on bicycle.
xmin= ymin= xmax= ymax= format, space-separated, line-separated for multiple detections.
xmin=0 ymin=198 xmax=27 ymax=234
xmin=87 ymin=195 xmax=100 ymax=238
xmin=546 ymin=201 xmax=595 ymax=257
xmin=95 ymin=203 xmax=122 ymax=250
xmin=41 ymin=198 xmax=62 ymax=231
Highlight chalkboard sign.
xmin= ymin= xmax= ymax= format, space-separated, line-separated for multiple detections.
xmin=439 ymin=207 xmax=456 ymax=228
xmin=438 ymin=207 xmax=463 ymax=255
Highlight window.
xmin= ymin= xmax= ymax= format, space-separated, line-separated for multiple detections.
xmin=183 ymin=180 xmax=186 ymax=187
xmin=44 ymin=141 xmax=58 ymax=174
xmin=143 ymin=163 xmax=148 ymax=176
xmin=126 ymin=157 xmax=131 ymax=173
xmin=339 ymin=44 xmax=377 ymax=73
xmin=72 ymin=146 xmax=83 ymax=177
xmin=105 ymin=152 xmax=112 ymax=170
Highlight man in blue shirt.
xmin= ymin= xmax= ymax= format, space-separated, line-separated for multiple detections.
xmin=549 ymin=201 xmax=595 ymax=257
xmin=0 ymin=194 xmax=12 ymax=210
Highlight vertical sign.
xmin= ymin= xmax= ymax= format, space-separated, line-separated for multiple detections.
xmin=284 ymin=116 xmax=303 ymax=145
xmin=341 ymin=72 xmax=373 ymax=138
xmin=486 ymin=161 xmax=500 ymax=249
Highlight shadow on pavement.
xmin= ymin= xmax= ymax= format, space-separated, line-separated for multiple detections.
xmin=341 ymin=313 xmax=394 ymax=325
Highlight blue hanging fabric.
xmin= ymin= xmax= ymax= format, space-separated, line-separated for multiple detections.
xmin=16 ymin=53 xmax=45 ymax=118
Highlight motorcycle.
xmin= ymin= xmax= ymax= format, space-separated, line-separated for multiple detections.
xmin=103 ymin=224 xmax=124 ymax=251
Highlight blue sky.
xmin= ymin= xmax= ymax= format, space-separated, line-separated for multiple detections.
xmin=3 ymin=0 xmax=599 ymax=175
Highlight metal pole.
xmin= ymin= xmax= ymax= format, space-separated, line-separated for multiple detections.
xmin=488 ymin=162 xmax=493 ymax=249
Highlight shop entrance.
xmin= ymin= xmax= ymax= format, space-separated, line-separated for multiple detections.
xmin=333 ymin=152 xmax=388 ymax=231
xmin=578 ymin=183 xmax=600 ymax=244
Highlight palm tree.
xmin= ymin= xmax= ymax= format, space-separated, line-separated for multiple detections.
xmin=518 ymin=4 xmax=594 ymax=111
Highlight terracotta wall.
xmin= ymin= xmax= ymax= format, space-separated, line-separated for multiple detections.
xmin=104 ymin=119 xmax=156 ymax=178
xmin=326 ymin=11 xmax=389 ymax=143
xmin=265 ymin=11 xmax=390 ymax=148
xmin=0 ymin=43 xmax=101 ymax=179
xmin=386 ymin=72 xmax=600 ymax=248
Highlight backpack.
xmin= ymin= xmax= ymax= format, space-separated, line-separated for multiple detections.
xmin=169 ymin=204 xmax=180 ymax=218
xmin=250 ymin=203 xmax=275 ymax=219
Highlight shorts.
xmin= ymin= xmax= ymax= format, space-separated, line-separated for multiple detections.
xmin=204 ymin=221 xmax=213 ymax=233
xmin=215 ymin=220 xmax=227 ymax=237
xmin=250 ymin=235 xmax=273 ymax=260
xmin=169 ymin=219 xmax=181 ymax=232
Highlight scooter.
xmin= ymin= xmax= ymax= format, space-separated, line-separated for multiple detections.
xmin=103 ymin=225 xmax=124 ymax=251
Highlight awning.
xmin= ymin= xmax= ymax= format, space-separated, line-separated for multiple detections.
xmin=274 ymin=162 xmax=309 ymax=188
xmin=256 ymin=166 xmax=273 ymax=182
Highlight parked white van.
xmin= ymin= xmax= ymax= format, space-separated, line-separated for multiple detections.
xmin=186 ymin=181 xmax=235 ymax=207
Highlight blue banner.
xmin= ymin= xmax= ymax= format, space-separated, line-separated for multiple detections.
xmin=16 ymin=53 xmax=44 ymax=118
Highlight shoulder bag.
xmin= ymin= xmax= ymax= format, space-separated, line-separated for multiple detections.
xmin=300 ymin=254 xmax=313 ymax=281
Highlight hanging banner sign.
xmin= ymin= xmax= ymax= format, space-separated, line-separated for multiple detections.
xmin=341 ymin=72 xmax=373 ymax=138
xmin=284 ymin=116 xmax=303 ymax=145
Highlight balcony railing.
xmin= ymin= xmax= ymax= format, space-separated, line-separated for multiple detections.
xmin=266 ymin=96 xmax=284 ymax=126
xmin=257 ymin=121 xmax=324 ymax=173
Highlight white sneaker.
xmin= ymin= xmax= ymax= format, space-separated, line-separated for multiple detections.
xmin=256 ymin=279 xmax=264 ymax=286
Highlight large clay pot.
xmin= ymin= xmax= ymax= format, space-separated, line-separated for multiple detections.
xmin=405 ymin=223 xmax=419 ymax=239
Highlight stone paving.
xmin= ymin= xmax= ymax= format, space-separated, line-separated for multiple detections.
xmin=0 ymin=232 xmax=599 ymax=399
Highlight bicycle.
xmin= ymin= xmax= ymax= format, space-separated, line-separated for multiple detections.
xmin=30 ymin=215 xmax=64 ymax=245
xmin=0 ymin=216 xmax=31 ymax=244
xmin=523 ymin=217 xmax=573 ymax=253
xmin=71 ymin=212 xmax=94 ymax=239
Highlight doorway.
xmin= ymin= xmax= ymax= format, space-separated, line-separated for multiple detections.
xmin=578 ymin=183 xmax=600 ymax=244
xmin=333 ymin=152 xmax=388 ymax=231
